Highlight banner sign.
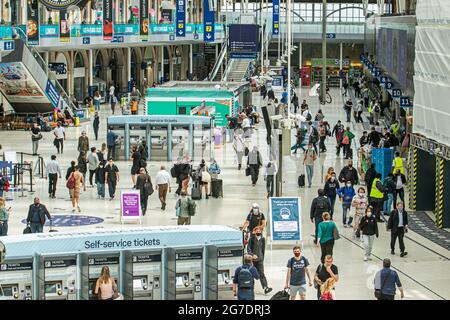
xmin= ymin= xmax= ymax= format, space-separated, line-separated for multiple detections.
xmin=176 ymin=0 xmax=186 ymax=37
xmin=103 ymin=0 xmax=113 ymax=40
xmin=203 ymin=0 xmax=215 ymax=42
xmin=272 ymin=0 xmax=279 ymax=35
xmin=59 ymin=11 xmax=71 ymax=42
xmin=26 ymin=0 xmax=40 ymax=45
xmin=45 ymin=80 xmax=61 ymax=108
xmin=269 ymin=197 xmax=302 ymax=242
xmin=121 ymin=191 xmax=141 ymax=221
xmin=80 ymin=25 xmax=102 ymax=36
xmin=228 ymin=24 xmax=259 ymax=59
xmin=140 ymin=0 xmax=149 ymax=41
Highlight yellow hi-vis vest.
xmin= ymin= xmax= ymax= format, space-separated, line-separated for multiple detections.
xmin=370 ymin=178 xmax=384 ymax=199
xmin=392 ymin=157 xmax=404 ymax=175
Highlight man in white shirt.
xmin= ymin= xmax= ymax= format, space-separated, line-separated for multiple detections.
xmin=53 ymin=121 xmax=65 ymax=154
xmin=45 ymin=154 xmax=62 ymax=198
xmin=109 ymin=84 xmax=115 ymax=102
xmin=242 ymin=115 xmax=252 ymax=138
xmin=155 ymin=165 xmax=171 ymax=210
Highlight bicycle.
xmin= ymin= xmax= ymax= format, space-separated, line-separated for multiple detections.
xmin=316 ymin=85 xmax=333 ymax=105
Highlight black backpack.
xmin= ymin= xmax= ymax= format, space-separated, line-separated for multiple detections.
xmin=306 ymin=112 xmax=312 ymax=121
xmin=316 ymin=197 xmax=329 ymax=213
xmin=170 ymin=166 xmax=177 ymax=178
xmin=237 ymin=266 xmax=254 ymax=289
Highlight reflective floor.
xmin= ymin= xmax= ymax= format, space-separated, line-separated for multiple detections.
xmin=0 ymin=89 xmax=449 ymax=300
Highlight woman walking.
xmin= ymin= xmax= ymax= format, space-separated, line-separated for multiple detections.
xmin=130 ymin=145 xmax=141 ymax=187
xmin=0 ymin=197 xmax=11 ymax=236
xmin=67 ymin=166 xmax=86 ymax=212
xmin=197 ymin=159 xmax=210 ymax=199
xmin=341 ymin=127 xmax=355 ymax=159
xmin=93 ymin=91 xmax=102 ymax=112
xmin=94 ymin=266 xmax=117 ymax=300
xmin=136 ymin=167 xmax=153 ymax=215
xmin=316 ymin=212 xmax=339 ymax=263
xmin=359 ymin=206 xmax=379 ymax=261
xmin=351 ymin=187 xmax=369 ymax=238
xmin=77 ymin=151 xmax=88 ymax=182
xmin=233 ymin=130 xmax=245 ymax=170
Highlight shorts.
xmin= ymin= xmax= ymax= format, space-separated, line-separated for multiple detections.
xmin=289 ymin=284 xmax=307 ymax=297
xmin=131 ymin=166 xmax=139 ymax=175
xmin=70 ymin=188 xmax=80 ymax=198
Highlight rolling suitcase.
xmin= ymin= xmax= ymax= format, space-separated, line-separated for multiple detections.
xmin=191 ymin=183 xmax=202 ymax=200
xmin=298 ymin=174 xmax=305 ymax=188
xmin=211 ymin=178 xmax=223 ymax=198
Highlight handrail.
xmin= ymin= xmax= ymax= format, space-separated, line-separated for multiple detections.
xmin=14 ymin=27 xmax=78 ymax=115
xmin=209 ymin=42 xmax=227 ymax=81
xmin=222 ymin=59 xmax=235 ymax=82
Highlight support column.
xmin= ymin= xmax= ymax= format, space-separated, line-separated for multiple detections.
xmin=189 ymin=44 xmax=193 ymax=80
xmin=339 ymin=42 xmax=343 ymax=90
xmin=146 ymin=125 xmax=151 ymax=160
xmin=88 ymin=49 xmax=93 ymax=96
xmin=127 ymin=47 xmax=131 ymax=90
xmin=298 ymin=42 xmax=302 ymax=96
xmin=321 ymin=0 xmax=327 ymax=99
xmin=124 ymin=124 xmax=130 ymax=160
xmin=287 ymin=0 xmax=291 ymax=117
xmin=160 ymin=46 xmax=164 ymax=83
xmin=167 ymin=123 xmax=173 ymax=161
xmin=189 ymin=123 xmax=194 ymax=158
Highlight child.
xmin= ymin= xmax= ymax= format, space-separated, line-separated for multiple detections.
xmin=320 ymin=278 xmax=336 ymax=300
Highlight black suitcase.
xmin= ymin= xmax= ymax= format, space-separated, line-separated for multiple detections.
xmin=298 ymin=174 xmax=305 ymax=187
xmin=191 ymin=186 xmax=201 ymax=200
xmin=270 ymin=289 xmax=290 ymax=300
xmin=211 ymin=179 xmax=223 ymax=198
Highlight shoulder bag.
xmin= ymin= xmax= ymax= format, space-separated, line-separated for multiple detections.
xmin=144 ymin=175 xmax=154 ymax=196
xmin=332 ymin=224 xmax=340 ymax=240
xmin=313 ymin=264 xmax=323 ymax=289
xmin=201 ymin=171 xmax=211 ymax=183
xmin=374 ymin=270 xmax=391 ymax=299
xmin=66 ymin=173 xmax=75 ymax=189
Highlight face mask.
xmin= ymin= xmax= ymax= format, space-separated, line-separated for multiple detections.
xmin=348 ymin=164 xmax=352 ymax=167
xmin=367 ymin=212 xmax=372 ymax=217
xmin=331 ymin=177 xmax=335 ymax=181
xmin=294 ymin=252 xmax=301 ymax=257
xmin=252 ymin=209 xmax=259 ymax=214
xmin=359 ymin=193 xmax=365 ymax=197
xmin=255 ymin=233 xmax=262 ymax=237
xmin=346 ymin=184 xmax=352 ymax=187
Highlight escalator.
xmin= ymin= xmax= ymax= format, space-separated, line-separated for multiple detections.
xmin=0 ymin=32 xmax=76 ymax=114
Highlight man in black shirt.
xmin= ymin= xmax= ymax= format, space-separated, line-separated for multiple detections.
xmin=105 ymin=158 xmax=120 ymax=200
xmin=368 ymin=127 xmax=381 ymax=147
xmin=247 ymin=226 xmax=272 ymax=294
xmin=310 ymin=189 xmax=331 ymax=244
xmin=314 ymin=255 xmax=339 ymax=300
xmin=339 ymin=160 xmax=359 ymax=186
xmin=243 ymin=203 xmax=266 ymax=233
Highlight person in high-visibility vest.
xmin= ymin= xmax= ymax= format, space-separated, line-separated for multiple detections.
xmin=392 ymin=151 xmax=404 ymax=175
xmin=131 ymin=100 xmax=138 ymax=115
xmin=370 ymin=173 xmax=386 ymax=222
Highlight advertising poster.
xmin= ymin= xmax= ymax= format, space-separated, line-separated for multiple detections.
xmin=121 ymin=191 xmax=141 ymax=221
xmin=269 ymin=197 xmax=302 ymax=242
xmin=45 ymin=80 xmax=61 ymax=108
xmin=103 ymin=0 xmax=114 ymax=40
xmin=0 ymin=62 xmax=47 ymax=104
xmin=203 ymin=0 xmax=215 ymax=42
xmin=161 ymin=9 xmax=173 ymax=23
xmin=176 ymin=0 xmax=186 ymax=37
xmin=59 ymin=11 xmax=71 ymax=43
xmin=26 ymin=0 xmax=40 ymax=45
xmin=139 ymin=0 xmax=149 ymax=41
xmin=272 ymin=0 xmax=280 ymax=35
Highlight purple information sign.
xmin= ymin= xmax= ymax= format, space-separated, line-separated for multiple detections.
xmin=121 ymin=191 xmax=141 ymax=219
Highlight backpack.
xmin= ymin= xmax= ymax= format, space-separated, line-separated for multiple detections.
xmin=237 ymin=267 xmax=254 ymax=289
xmin=306 ymin=112 xmax=312 ymax=121
xmin=170 ymin=166 xmax=177 ymax=178
xmin=316 ymin=197 xmax=328 ymax=212
xmin=310 ymin=127 xmax=319 ymax=143
xmin=374 ymin=105 xmax=380 ymax=113
xmin=144 ymin=176 xmax=154 ymax=196
xmin=188 ymin=199 xmax=196 ymax=216
xmin=66 ymin=175 xmax=75 ymax=189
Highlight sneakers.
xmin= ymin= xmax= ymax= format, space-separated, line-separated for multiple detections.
xmin=72 ymin=208 xmax=76 ymax=213
xmin=400 ymin=252 xmax=408 ymax=257
xmin=77 ymin=206 xmax=81 ymax=212
xmin=264 ymin=287 xmax=273 ymax=294
xmin=363 ymin=256 xmax=368 ymax=261
xmin=391 ymin=250 xmax=395 ymax=255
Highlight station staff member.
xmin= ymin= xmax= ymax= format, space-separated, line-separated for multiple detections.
xmin=392 ymin=151 xmax=404 ymax=175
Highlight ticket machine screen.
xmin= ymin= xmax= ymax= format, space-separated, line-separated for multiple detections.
xmin=0 ymin=285 xmax=13 ymax=297
xmin=45 ymin=283 xmax=57 ymax=294
xmin=133 ymin=279 xmax=142 ymax=289
xmin=176 ymin=276 xmax=184 ymax=287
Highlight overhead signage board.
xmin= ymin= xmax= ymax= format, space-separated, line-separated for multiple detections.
xmin=228 ymin=24 xmax=259 ymax=59
xmin=269 ymin=197 xmax=302 ymax=243
xmin=176 ymin=0 xmax=186 ymax=37
xmin=272 ymin=0 xmax=280 ymax=35
xmin=203 ymin=0 xmax=215 ymax=42
xmin=400 ymin=96 xmax=413 ymax=108
xmin=45 ymin=80 xmax=61 ymax=108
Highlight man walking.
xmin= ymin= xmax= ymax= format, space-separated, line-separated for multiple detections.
xmin=87 ymin=147 xmax=99 ymax=187
xmin=387 ymin=202 xmax=408 ymax=257
xmin=155 ymin=165 xmax=171 ymax=210
xmin=53 ymin=121 xmax=65 ymax=154
xmin=264 ymin=160 xmax=277 ymax=198
xmin=247 ymin=146 xmax=263 ymax=187
xmin=105 ymin=158 xmax=120 ymax=200
xmin=107 ymin=127 xmax=118 ymax=160
xmin=26 ymin=197 xmax=51 ymax=233
xmin=247 ymin=226 xmax=272 ymax=295
xmin=284 ymin=246 xmax=313 ymax=300
xmin=45 ymin=155 xmax=62 ymax=199
xmin=310 ymin=189 xmax=331 ymax=244
xmin=78 ymin=131 xmax=90 ymax=154
xmin=93 ymin=112 xmax=100 ymax=141
xmin=374 ymin=258 xmax=404 ymax=300
xmin=232 ymin=254 xmax=260 ymax=300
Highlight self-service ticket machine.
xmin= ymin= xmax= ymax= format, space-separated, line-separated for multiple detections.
xmin=129 ymin=251 xmax=162 ymax=300
xmin=87 ymin=255 xmax=120 ymax=300
xmin=42 ymin=256 xmax=77 ymax=300
xmin=175 ymin=250 xmax=203 ymax=300
xmin=217 ymin=248 xmax=243 ymax=300
xmin=0 ymin=259 xmax=33 ymax=300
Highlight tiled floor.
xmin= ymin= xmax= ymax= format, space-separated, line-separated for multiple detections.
xmin=0 ymin=88 xmax=449 ymax=300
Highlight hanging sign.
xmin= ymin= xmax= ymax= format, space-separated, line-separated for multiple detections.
xmin=26 ymin=0 xmax=40 ymax=46
xmin=203 ymin=0 xmax=215 ymax=42
xmin=176 ymin=0 xmax=186 ymax=37
xmin=140 ymin=0 xmax=149 ymax=41
xmin=272 ymin=0 xmax=279 ymax=35
xmin=103 ymin=0 xmax=114 ymax=40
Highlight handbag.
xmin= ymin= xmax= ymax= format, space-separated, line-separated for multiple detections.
xmin=374 ymin=270 xmax=392 ymax=299
xmin=32 ymin=133 xmax=43 ymax=141
xmin=66 ymin=174 xmax=75 ymax=189
xmin=143 ymin=176 xmax=154 ymax=196
xmin=23 ymin=224 xmax=32 ymax=234
xmin=332 ymin=225 xmax=340 ymax=240
xmin=341 ymin=135 xmax=350 ymax=145
xmin=201 ymin=171 xmax=211 ymax=183
xmin=245 ymin=166 xmax=251 ymax=176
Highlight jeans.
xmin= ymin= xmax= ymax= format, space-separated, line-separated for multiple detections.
xmin=266 ymin=175 xmax=274 ymax=197
xmin=140 ymin=194 xmax=149 ymax=214
xmin=328 ymin=195 xmax=336 ymax=218
xmin=237 ymin=289 xmax=255 ymax=300
xmin=0 ymin=221 xmax=8 ymax=236
xmin=97 ymin=183 xmax=105 ymax=197
xmin=346 ymin=110 xmax=351 ymax=122
xmin=107 ymin=180 xmax=117 ymax=198
xmin=93 ymin=126 xmax=99 ymax=141
xmin=249 ymin=166 xmax=259 ymax=185
xmin=32 ymin=139 xmax=39 ymax=154
xmin=305 ymin=165 xmax=314 ymax=187
xmin=0 ymin=189 xmax=3 ymax=197
xmin=253 ymin=260 xmax=268 ymax=289
xmin=357 ymin=111 xmax=363 ymax=123
xmin=48 ymin=173 xmax=58 ymax=197
xmin=378 ymin=293 xmax=395 ymax=300
xmin=291 ymin=143 xmax=305 ymax=153
xmin=320 ymin=239 xmax=335 ymax=263
xmin=56 ymin=138 xmax=64 ymax=153
xmin=362 ymin=234 xmax=375 ymax=257
xmin=343 ymin=144 xmax=351 ymax=158
xmin=30 ymin=222 xmax=43 ymax=233
xmin=391 ymin=227 xmax=406 ymax=253
xmin=94 ymin=100 xmax=100 ymax=111
xmin=394 ymin=189 xmax=405 ymax=208
xmin=342 ymin=203 xmax=351 ymax=225
xmin=383 ymin=193 xmax=394 ymax=215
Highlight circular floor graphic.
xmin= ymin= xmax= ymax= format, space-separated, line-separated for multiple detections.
xmin=21 ymin=215 xmax=104 ymax=227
